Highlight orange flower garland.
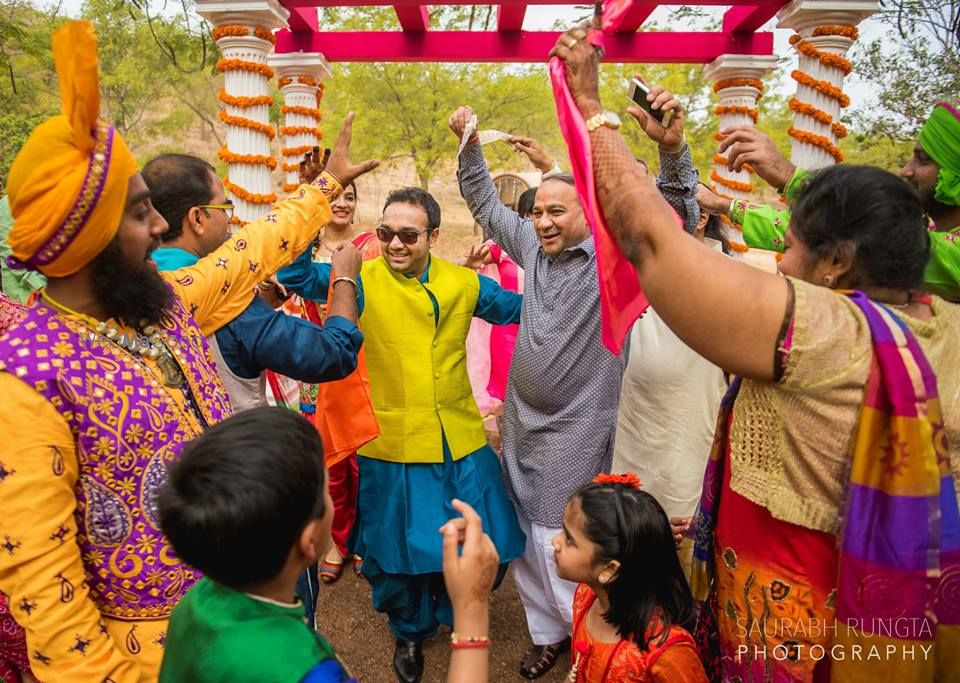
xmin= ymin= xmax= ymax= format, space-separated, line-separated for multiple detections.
xmin=712 ymin=154 xmax=755 ymax=175
xmin=283 ymin=182 xmax=300 ymax=193
xmin=790 ymin=70 xmax=851 ymax=108
xmin=253 ymin=27 xmax=276 ymax=44
xmin=282 ymin=162 xmax=304 ymax=173
xmin=278 ymin=76 xmax=325 ymax=89
xmin=715 ymin=104 xmax=759 ymax=123
xmin=216 ymin=58 xmax=275 ymax=80
xmin=812 ymin=25 xmax=859 ymax=40
xmin=218 ymin=146 xmax=277 ymax=170
xmin=280 ymin=104 xmax=322 ymax=121
xmin=281 ymin=144 xmax=316 ymax=157
xmin=788 ymin=97 xmax=832 ymax=125
xmin=710 ymin=170 xmax=753 ymax=194
xmin=713 ymin=78 xmax=765 ymax=94
xmin=280 ymin=125 xmax=322 ymax=137
xmin=223 ymin=178 xmax=277 ymax=205
xmin=219 ymin=89 xmax=274 ymax=109
xmin=788 ymin=127 xmax=843 ymax=163
xmin=212 ymin=25 xmax=249 ymax=40
xmin=831 ymin=121 xmax=847 ymax=138
xmin=218 ymin=110 xmax=276 ymax=140
xmin=789 ymin=34 xmax=853 ymax=76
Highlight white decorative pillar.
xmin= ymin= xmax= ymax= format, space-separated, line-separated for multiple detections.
xmin=777 ymin=0 xmax=877 ymax=170
xmin=268 ymin=53 xmax=332 ymax=193
xmin=703 ymin=54 xmax=778 ymax=254
xmin=198 ymin=0 xmax=290 ymax=225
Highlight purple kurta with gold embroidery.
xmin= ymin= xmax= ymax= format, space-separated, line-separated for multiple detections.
xmin=0 ymin=295 xmax=231 ymax=622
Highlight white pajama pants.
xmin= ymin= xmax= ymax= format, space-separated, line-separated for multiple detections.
xmin=511 ymin=505 xmax=577 ymax=645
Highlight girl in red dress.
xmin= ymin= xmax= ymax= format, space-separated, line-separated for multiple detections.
xmin=554 ymin=473 xmax=707 ymax=683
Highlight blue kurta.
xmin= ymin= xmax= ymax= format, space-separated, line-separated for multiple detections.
xmin=281 ymin=252 xmax=526 ymax=641
xmin=155 ymin=247 xmax=363 ymax=382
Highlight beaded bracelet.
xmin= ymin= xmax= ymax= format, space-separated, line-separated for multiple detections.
xmin=450 ymin=633 xmax=490 ymax=649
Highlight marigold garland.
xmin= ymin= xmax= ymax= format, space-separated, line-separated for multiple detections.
xmin=714 ymin=132 xmax=727 ymax=142
xmin=229 ymin=215 xmax=246 ymax=227
xmin=715 ymin=105 xmax=758 ymax=123
xmin=283 ymin=182 xmax=300 ymax=193
xmin=212 ymin=25 xmax=249 ymax=40
xmin=281 ymin=144 xmax=315 ymax=157
xmin=280 ymin=125 xmax=322 ymax=137
xmin=253 ymin=27 xmax=276 ymax=44
xmin=280 ymin=104 xmax=322 ymax=121
xmin=223 ymin=178 xmax=277 ymax=205
xmin=216 ymin=58 xmax=274 ymax=80
xmin=282 ymin=162 xmax=304 ymax=172
xmin=791 ymin=70 xmax=851 ymax=108
xmin=710 ymin=170 xmax=753 ymax=194
xmin=789 ymin=34 xmax=853 ymax=75
xmin=218 ymin=110 xmax=276 ymax=139
xmin=713 ymin=78 xmax=765 ymax=94
xmin=278 ymin=76 xmax=324 ymax=89
xmin=788 ymin=127 xmax=844 ymax=163
xmin=712 ymin=154 xmax=755 ymax=175
xmin=831 ymin=121 xmax=848 ymax=139
xmin=218 ymin=89 xmax=274 ymax=109
xmin=218 ymin=146 xmax=277 ymax=170
xmin=788 ymin=97 xmax=833 ymax=126
xmin=812 ymin=25 xmax=859 ymax=40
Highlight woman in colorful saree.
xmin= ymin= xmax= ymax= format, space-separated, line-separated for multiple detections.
xmin=551 ymin=26 xmax=959 ymax=683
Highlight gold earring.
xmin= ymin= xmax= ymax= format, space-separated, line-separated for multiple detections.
xmin=823 ymin=275 xmax=834 ymax=287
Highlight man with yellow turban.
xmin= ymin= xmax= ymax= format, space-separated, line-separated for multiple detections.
xmin=0 ymin=20 xmax=376 ymax=682
xmin=699 ymin=100 xmax=960 ymax=300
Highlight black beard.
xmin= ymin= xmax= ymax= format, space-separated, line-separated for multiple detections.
xmin=90 ymin=238 xmax=173 ymax=328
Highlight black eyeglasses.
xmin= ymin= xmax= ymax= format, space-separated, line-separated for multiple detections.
xmin=376 ymin=227 xmax=430 ymax=245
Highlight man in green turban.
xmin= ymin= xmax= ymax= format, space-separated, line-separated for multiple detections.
xmin=698 ymin=99 xmax=960 ymax=300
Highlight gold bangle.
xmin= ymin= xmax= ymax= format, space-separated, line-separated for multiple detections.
xmin=332 ymin=276 xmax=358 ymax=290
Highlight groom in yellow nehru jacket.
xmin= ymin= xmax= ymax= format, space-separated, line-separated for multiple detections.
xmin=0 ymin=20 xmax=376 ymax=682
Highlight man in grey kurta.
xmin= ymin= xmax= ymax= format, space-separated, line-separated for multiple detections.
xmin=450 ymin=105 xmax=698 ymax=676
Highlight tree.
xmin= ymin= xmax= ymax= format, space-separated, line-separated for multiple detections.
xmin=853 ymin=0 xmax=959 ymax=140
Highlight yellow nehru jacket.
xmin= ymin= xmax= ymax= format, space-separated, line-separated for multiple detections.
xmin=358 ymin=256 xmax=488 ymax=463
xmin=6 ymin=21 xmax=137 ymax=277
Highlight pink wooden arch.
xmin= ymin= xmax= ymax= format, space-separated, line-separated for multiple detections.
xmin=275 ymin=0 xmax=786 ymax=63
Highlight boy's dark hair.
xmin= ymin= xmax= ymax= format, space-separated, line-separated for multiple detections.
xmin=791 ymin=165 xmax=929 ymax=290
xmin=383 ymin=186 xmax=441 ymax=232
xmin=517 ymin=186 xmax=538 ymax=218
xmin=574 ymin=482 xmax=695 ymax=650
xmin=158 ymin=407 xmax=327 ymax=589
xmin=142 ymin=154 xmax=217 ymax=242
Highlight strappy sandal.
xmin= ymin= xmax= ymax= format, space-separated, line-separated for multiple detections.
xmin=352 ymin=555 xmax=364 ymax=578
xmin=519 ymin=636 xmax=571 ymax=679
xmin=319 ymin=550 xmax=345 ymax=584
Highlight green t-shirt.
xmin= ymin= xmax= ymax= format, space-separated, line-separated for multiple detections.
xmin=160 ymin=578 xmax=352 ymax=682
xmin=731 ymin=169 xmax=960 ymax=301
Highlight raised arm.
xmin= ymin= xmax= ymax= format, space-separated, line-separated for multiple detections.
xmin=164 ymin=114 xmax=378 ymax=336
xmin=550 ymin=27 xmax=788 ymax=382
xmin=450 ymin=107 xmax=538 ymax=266
xmin=621 ymin=83 xmax=700 ymax=233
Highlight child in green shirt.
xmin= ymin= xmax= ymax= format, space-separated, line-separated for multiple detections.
xmin=157 ymin=407 xmax=355 ymax=682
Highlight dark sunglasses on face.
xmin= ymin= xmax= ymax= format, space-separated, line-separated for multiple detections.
xmin=376 ymin=227 xmax=430 ymax=245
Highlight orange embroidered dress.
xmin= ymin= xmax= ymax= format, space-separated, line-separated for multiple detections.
xmin=570 ymin=584 xmax=707 ymax=682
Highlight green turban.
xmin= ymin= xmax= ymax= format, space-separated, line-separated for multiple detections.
xmin=919 ymin=99 xmax=960 ymax=206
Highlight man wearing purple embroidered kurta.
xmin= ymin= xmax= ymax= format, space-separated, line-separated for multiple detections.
xmin=0 ymin=22 xmax=378 ymax=681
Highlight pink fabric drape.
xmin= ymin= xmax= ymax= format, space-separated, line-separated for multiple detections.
xmin=486 ymin=242 xmax=520 ymax=400
xmin=548 ymin=36 xmax=648 ymax=354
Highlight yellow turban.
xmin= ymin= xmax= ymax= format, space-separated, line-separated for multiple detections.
xmin=5 ymin=20 xmax=137 ymax=277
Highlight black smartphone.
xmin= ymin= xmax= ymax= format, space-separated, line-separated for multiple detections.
xmin=627 ymin=77 xmax=664 ymax=123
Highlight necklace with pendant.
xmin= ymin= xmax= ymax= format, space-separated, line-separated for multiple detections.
xmin=41 ymin=290 xmax=187 ymax=388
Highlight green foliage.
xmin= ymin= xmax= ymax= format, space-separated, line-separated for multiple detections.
xmin=852 ymin=0 xmax=960 ymax=139
xmin=0 ymin=110 xmax=54 ymax=187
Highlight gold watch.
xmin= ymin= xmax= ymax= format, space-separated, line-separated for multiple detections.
xmin=585 ymin=110 xmax=622 ymax=132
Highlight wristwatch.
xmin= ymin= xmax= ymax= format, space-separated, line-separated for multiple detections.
xmin=585 ymin=110 xmax=622 ymax=132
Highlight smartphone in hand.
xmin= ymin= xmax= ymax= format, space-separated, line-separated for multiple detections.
xmin=627 ymin=77 xmax=664 ymax=123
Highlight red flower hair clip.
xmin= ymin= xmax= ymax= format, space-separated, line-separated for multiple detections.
xmin=592 ymin=472 xmax=642 ymax=489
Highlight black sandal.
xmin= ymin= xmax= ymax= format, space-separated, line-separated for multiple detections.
xmin=519 ymin=636 xmax=571 ymax=679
